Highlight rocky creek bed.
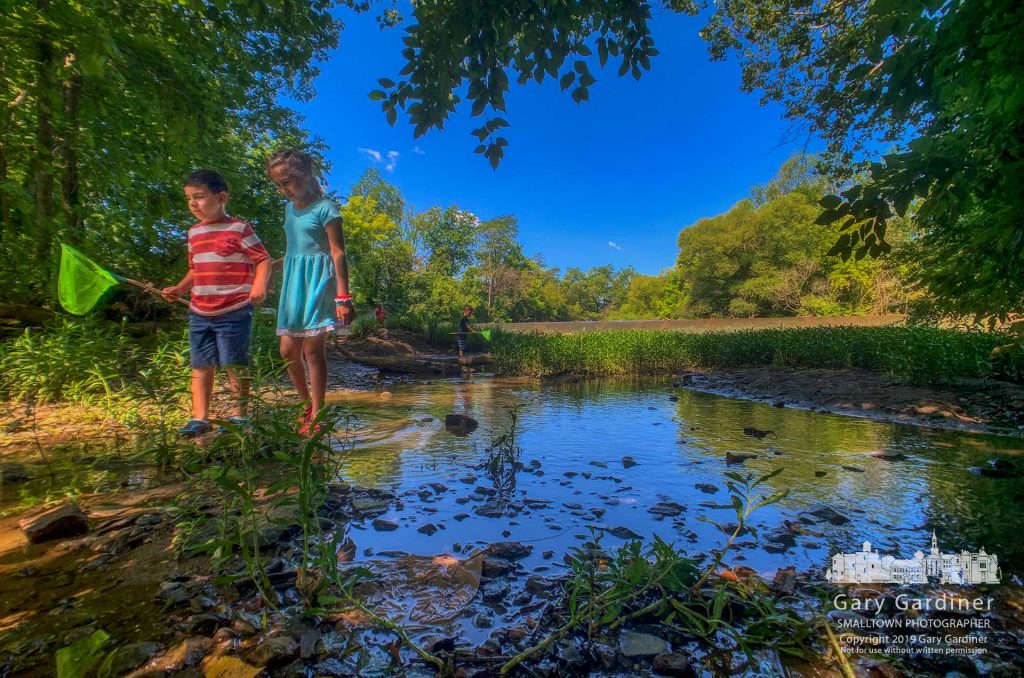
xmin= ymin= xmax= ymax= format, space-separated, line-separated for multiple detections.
xmin=2 ymin=356 xmax=1024 ymax=676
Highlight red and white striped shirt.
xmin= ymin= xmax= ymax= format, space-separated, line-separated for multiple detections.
xmin=187 ymin=217 xmax=270 ymax=316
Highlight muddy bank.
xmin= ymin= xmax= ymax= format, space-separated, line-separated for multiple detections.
xmin=672 ymin=367 xmax=1024 ymax=437
xmin=337 ymin=328 xmax=490 ymax=377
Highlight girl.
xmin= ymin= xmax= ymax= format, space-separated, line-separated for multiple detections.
xmin=266 ymin=148 xmax=355 ymax=434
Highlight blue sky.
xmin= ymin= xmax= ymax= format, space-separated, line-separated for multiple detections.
xmin=285 ymin=6 xmax=820 ymax=276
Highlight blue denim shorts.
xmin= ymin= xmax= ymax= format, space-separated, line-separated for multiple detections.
xmin=189 ymin=305 xmax=252 ymax=369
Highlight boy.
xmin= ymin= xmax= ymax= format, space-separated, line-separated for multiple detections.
xmin=457 ymin=304 xmax=478 ymax=358
xmin=162 ymin=169 xmax=272 ymax=437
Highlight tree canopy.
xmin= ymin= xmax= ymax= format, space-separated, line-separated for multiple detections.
xmin=704 ymin=0 xmax=1023 ymax=319
xmin=0 ymin=0 xmax=342 ymax=308
xmin=373 ymin=0 xmax=1022 ymax=318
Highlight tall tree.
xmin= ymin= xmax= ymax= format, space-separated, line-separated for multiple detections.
xmin=703 ymin=0 xmax=1024 ymax=318
xmin=1 ymin=0 xmax=343 ymax=307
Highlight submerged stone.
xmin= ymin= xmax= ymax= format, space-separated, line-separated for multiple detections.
xmin=648 ymin=502 xmax=685 ymax=517
xmin=99 ymin=641 xmax=160 ymax=677
xmin=607 ymin=526 xmax=642 ymax=540
xmin=246 ymin=635 xmax=298 ymax=667
xmin=620 ymin=630 xmax=670 ymax=658
xmin=806 ymin=506 xmax=850 ymax=525
xmin=488 ymin=541 xmax=533 ymax=560
xmin=445 ymin=414 xmax=479 ymax=434
xmin=0 ymin=462 xmax=28 ymax=484
xmin=147 ymin=636 xmax=212 ymax=672
xmin=652 ymin=652 xmax=695 ymax=677
xmin=351 ymin=497 xmax=390 ymax=515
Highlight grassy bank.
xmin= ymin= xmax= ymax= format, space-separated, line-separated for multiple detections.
xmin=0 ymin=315 xmax=282 ymax=407
xmin=491 ymin=325 xmax=1024 ymax=384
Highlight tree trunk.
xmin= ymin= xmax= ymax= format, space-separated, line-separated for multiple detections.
xmin=0 ymin=56 xmax=10 ymax=241
xmin=60 ymin=72 xmax=82 ymax=237
xmin=31 ymin=0 xmax=56 ymax=263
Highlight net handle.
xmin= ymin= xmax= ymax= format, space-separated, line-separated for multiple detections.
xmin=113 ymin=274 xmax=189 ymax=306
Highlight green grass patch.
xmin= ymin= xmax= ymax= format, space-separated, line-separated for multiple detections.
xmin=491 ymin=325 xmax=1024 ymax=384
xmin=0 ymin=313 xmax=283 ymax=405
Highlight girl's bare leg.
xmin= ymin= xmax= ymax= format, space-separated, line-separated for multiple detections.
xmin=302 ymin=334 xmax=328 ymax=419
xmin=280 ymin=336 xmax=311 ymax=409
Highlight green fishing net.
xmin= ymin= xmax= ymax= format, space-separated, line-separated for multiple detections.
xmin=479 ymin=329 xmax=492 ymax=342
xmin=58 ymin=244 xmax=119 ymax=315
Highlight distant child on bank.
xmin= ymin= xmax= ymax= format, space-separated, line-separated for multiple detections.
xmin=162 ymin=169 xmax=271 ymax=437
xmin=375 ymin=302 xmax=388 ymax=325
xmin=457 ymin=305 xmax=479 ymax=357
xmin=265 ymin=148 xmax=354 ymax=435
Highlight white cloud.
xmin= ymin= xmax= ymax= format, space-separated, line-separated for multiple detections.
xmin=358 ymin=147 xmax=382 ymax=162
xmin=358 ymin=147 xmax=400 ymax=172
xmin=413 ymin=146 xmax=426 ymax=155
xmin=608 ymin=241 xmax=622 ymax=250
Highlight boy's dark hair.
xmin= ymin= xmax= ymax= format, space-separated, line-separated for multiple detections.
xmin=185 ymin=169 xmax=229 ymax=194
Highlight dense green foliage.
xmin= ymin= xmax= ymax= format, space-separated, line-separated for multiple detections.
xmin=296 ymin=168 xmax=639 ymax=328
xmin=614 ymin=158 xmax=916 ymax=319
xmin=492 ymin=326 xmax=1024 ymax=384
xmin=0 ymin=0 xmax=348 ymax=309
xmin=0 ymin=314 xmax=282 ymax=406
xmin=6 ymin=1 xmax=1016 ymax=324
xmin=375 ymin=1 xmax=1021 ymax=320
xmin=703 ymin=0 xmax=1024 ymax=318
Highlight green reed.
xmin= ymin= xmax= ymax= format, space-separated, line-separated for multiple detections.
xmin=491 ymin=325 xmax=1024 ymax=384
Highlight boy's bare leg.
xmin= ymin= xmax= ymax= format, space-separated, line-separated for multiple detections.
xmin=280 ymin=336 xmax=312 ymax=409
xmin=225 ymin=367 xmax=250 ymax=418
xmin=192 ymin=366 xmax=215 ymax=421
xmin=302 ymin=334 xmax=329 ymax=419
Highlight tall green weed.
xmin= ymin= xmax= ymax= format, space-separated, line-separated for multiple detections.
xmin=0 ymin=319 xmax=137 ymax=403
xmin=492 ymin=325 xmax=1024 ymax=384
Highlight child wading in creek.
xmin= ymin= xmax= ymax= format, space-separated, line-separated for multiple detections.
xmin=162 ymin=169 xmax=272 ymax=437
xmin=266 ymin=148 xmax=354 ymax=435
xmin=456 ymin=304 xmax=479 ymax=358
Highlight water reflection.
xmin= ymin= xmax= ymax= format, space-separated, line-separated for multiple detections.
xmin=327 ymin=378 xmax=1024 ymax=576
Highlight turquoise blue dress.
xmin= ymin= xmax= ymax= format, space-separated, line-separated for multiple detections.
xmin=276 ymin=197 xmax=346 ymax=337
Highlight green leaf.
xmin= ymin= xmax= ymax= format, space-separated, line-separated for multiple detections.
xmin=368 ymin=90 xmax=387 ymax=101
xmin=377 ymin=78 xmax=396 ymax=89
xmin=57 ymin=629 xmax=110 ymax=678
xmin=827 ymin=233 xmax=852 ymax=258
xmin=819 ymin=194 xmax=842 ymax=210
xmin=815 ymin=209 xmax=839 ymax=225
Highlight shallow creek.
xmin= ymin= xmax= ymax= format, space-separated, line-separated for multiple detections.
xmin=330 ymin=376 xmax=1024 ymax=584
xmin=1 ymin=375 xmax=1022 ymax=675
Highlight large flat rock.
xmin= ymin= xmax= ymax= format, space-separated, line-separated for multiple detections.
xmin=18 ymin=503 xmax=89 ymax=543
